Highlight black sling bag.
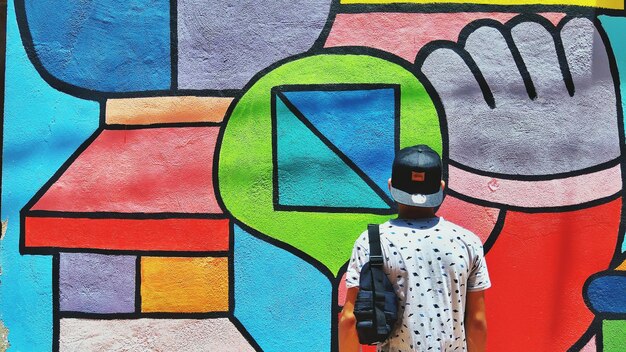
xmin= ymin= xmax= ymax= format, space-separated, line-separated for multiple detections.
xmin=353 ymin=224 xmax=399 ymax=345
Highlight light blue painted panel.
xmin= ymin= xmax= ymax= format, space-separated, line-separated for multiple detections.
xmin=1 ymin=2 xmax=100 ymax=349
xmin=234 ymin=224 xmax=332 ymax=352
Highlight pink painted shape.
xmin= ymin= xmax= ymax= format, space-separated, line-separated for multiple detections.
xmin=448 ymin=163 xmax=622 ymax=208
xmin=338 ymin=272 xmax=348 ymax=306
xmin=32 ymin=127 xmax=222 ymax=214
xmin=325 ymin=13 xmax=566 ymax=62
xmin=437 ymin=194 xmax=500 ymax=244
xmin=580 ymin=336 xmax=596 ymax=352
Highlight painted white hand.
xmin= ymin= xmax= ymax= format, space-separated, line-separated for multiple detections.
xmin=418 ymin=17 xmax=620 ymax=176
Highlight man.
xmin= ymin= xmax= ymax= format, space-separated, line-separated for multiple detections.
xmin=339 ymin=145 xmax=490 ymax=352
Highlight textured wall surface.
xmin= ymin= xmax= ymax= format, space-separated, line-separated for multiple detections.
xmin=3 ymin=0 xmax=626 ymax=351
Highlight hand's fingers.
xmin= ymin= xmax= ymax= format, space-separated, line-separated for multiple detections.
xmin=463 ymin=24 xmax=530 ymax=103
xmin=510 ymin=21 xmax=569 ymax=98
xmin=560 ymin=17 xmax=613 ymax=95
xmin=419 ymin=45 xmax=493 ymax=112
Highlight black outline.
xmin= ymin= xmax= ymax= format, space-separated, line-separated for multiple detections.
xmin=598 ymin=321 xmax=605 ymax=351
xmin=481 ymin=208 xmax=507 ymax=254
xmin=98 ymin=99 xmax=107 ymax=126
xmin=170 ymin=0 xmax=178 ymax=91
xmin=0 ymin=0 xmax=6 ymax=205
xmin=228 ymin=221 xmax=236 ymax=314
xmin=271 ymin=83 xmax=399 ymax=214
xmin=24 ymin=210 xmax=228 ymax=220
xmin=24 ymin=247 xmax=231 ymax=257
xmin=105 ymin=121 xmax=223 ymax=130
xmin=58 ymin=311 xmax=231 ymax=320
xmin=135 ymin=255 xmax=142 ymax=313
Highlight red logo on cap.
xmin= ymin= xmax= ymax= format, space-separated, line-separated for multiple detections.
xmin=411 ymin=171 xmax=425 ymax=182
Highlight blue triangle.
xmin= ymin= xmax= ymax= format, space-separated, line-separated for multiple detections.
xmin=282 ymin=88 xmax=396 ymax=201
xmin=275 ymin=95 xmax=390 ymax=209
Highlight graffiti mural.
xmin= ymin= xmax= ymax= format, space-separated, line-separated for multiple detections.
xmin=2 ymin=0 xmax=626 ymax=351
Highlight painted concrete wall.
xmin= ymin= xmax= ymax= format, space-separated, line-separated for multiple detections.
xmin=2 ymin=0 xmax=626 ymax=351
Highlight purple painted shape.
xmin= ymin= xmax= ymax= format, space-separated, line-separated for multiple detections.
xmin=59 ymin=253 xmax=136 ymax=313
xmin=177 ymin=0 xmax=332 ymax=90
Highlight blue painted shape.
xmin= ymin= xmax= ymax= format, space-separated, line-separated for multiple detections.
xmin=599 ymin=16 xmax=626 ymax=252
xmin=1 ymin=1 xmax=100 ymax=349
xmin=234 ymin=225 xmax=332 ymax=352
xmin=282 ymin=88 xmax=397 ymax=200
xmin=586 ymin=274 xmax=626 ymax=314
xmin=276 ymin=95 xmax=390 ymax=209
xmin=23 ymin=0 xmax=170 ymax=93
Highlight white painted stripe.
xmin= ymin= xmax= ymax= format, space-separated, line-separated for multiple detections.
xmin=60 ymin=318 xmax=255 ymax=352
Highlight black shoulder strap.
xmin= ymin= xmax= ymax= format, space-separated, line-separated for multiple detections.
xmin=368 ymin=224 xmax=383 ymax=267
xmin=367 ymin=224 xmax=388 ymax=335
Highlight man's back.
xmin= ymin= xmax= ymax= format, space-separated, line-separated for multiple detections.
xmin=345 ymin=217 xmax=490 ymax=351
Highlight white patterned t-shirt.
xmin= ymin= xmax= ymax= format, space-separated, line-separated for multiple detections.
xmin=346 ymin=217 xmax=491 ymax=352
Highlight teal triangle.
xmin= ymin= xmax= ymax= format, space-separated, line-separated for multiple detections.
xmin=275 ymin=95 xmax=390 ymax=209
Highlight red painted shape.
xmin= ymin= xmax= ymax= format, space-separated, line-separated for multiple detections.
xmin=485 ymin=198 xmax=621 ymax=351
xmin=25 ymin=217 xmax=230 ymax=251
xmin=31 ymin=127 xmax=222 ymax=214
xmin=23 ymin=127 xmax=229 ymax=251
xmin=437 ymin=194 xmax=500 ymax=244
xmin=325 ymin=13 xmax=566 ymax=62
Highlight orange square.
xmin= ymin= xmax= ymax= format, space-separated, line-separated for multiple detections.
xmin=141 ymin=256 xmax=229 ymax=313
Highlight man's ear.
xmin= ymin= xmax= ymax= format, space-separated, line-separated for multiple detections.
xmin=441 ymin=180 xmax=446 ymax=190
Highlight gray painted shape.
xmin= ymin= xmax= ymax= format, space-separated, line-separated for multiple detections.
xmin=177 ymin=0 xmax=332 ymax=90
xmin=420 ymin=18 xmax=620 ymax=176
xmin=59 ymin=253 xmax=136 ymax=313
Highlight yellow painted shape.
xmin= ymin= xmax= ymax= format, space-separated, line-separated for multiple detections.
xmin=615 ymin=260 xmax=626 ymax=271
xmin=141 ymin=257 xmax=229 ymax=313
xmin=106 ymin=96 xmax=233 ymax=125
xmin=340 ymin=0 xmax=623 ymax=9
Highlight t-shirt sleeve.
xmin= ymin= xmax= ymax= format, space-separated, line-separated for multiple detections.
xmin=467 ymin=240 xmax=491 ymax=292
xmin=345 ymin=232 xmax=370 ymax=289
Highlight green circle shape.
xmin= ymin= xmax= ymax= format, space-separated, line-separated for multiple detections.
xmin=218 ymin=53 xmax=441 ymax=275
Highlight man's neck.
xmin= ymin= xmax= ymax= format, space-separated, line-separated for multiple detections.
xmin=396 ymin=204 xmax=437 ymax=219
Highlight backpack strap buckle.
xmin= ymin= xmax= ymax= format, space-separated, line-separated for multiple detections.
xmin=369 ymin=254 xmax=384 ymax=266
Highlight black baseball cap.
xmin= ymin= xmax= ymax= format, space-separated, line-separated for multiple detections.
xmin=389 ymin=145 xmax=443 ymax=207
